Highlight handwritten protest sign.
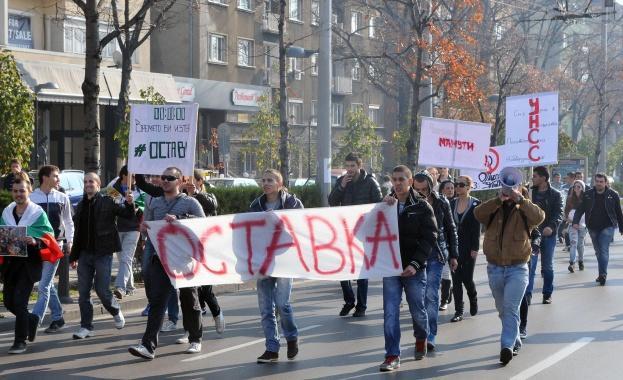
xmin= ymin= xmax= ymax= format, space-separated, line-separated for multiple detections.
xmin=462 ymin=145 xmax=508 ymax=191
xmin=128 ymin=104 xmax=199 ymax=176
xmin=146 ymin=203 xmax=402 ymax=288
xmin=418 ymin=117 xmax=491 ymax=170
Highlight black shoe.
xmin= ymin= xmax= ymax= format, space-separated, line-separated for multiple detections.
xmin=287 ymin=339 xmax=299 ymax=360
xmin=469 ymin=297 xmax=478 ymax=316
xmin=451 ymin=313 xmax=463 ymax=322
xmin=513 ymin=343 xmax=521 ymax=356
xmin=519 ymin=328 xmax=527 ymax=340
xmin=568 ymin=264 xmax=574 ymax=273
xmin=8 ymin=341 xmax=27 ymax=354
xmin=257 ymin=350 xmax=279 ymax=363
xmin=542 ymin=295 xmax=552 ymax=304
xmin=579 ymin=261 xmax=584 ymax=271
xmin=439 ymin=302 xmax=448 ymax=311
xmin=45 ymin=318 xmax=66 ymax=333
xmin=27 ymin=313 xmax=39 ymax=342
xmin=598 ymin=275 xmax=606 ymax=286
xmin=339 ymin=304 xmax=355 ymax=317
xmin=427 ymin=341 xmax=436 ymax=351
xmin=352 ymin=308 xmax=366 ymax=318
xmin=526 ymin=293 xmax=532 ymax=306
xmin=500 ymin=347 xmax=513 ymax=365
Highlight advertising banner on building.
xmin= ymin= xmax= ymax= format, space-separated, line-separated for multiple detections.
xmin=128 ymin=104 xmax=198 ymax=176
xmin=146 ymin=203 xmax=402 ymax=288
xmin=505 ymin=92 xmax=559 ymax=167
xmin=418 ymin=117 xmax=491 ymax=170
xmin=8 ymin=14 xmax=33 ymax=49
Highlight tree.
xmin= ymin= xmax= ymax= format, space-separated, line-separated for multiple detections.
xmin=243 ymin=95 xmax=281 ymax=171
xmin=0 ymin=50 xmax=35 ymax=173
xmin=334 ymin=109 xmax=383 ymax=172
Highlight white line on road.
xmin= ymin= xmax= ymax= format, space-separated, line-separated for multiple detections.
xmin=510 ymin=337 xmax=594 ymax=380
xmin=181 ymin=324 xmax=322 ymax=363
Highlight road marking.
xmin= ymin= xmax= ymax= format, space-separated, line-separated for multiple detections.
xmin=182 ymin=324 xmax=322 ymax=362
xmin=510 ymin=337 xmax=594 ymax=380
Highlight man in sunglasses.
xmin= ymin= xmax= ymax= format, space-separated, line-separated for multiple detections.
xmin=129 ymin=167 xmax=206 ymax=360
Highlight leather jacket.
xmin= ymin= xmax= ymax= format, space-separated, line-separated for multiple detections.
xmin=396 ymin=188 xmax=438 ymax=270
xmin=530 ymin=184 xmax=563 ymax=233
xmin=428 ymin=192 xmax=459 ymax=262
xmin=328 ymin=169 xmax=383 ymax=206
xmin=572 ymin=187 xmax=623 ymax=233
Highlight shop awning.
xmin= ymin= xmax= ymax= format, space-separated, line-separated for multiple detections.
xmin=17 ymin=60 xmax=181 ymax=105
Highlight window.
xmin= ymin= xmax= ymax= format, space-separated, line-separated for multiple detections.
xmin=352 ymin=60 xmax=361 ymax=80
xmin=311 ymin=100 xmax=317 ymax=125
xmin=239 ymin=151 xmax=256 ymax=174
xmin=288 ymin=99 xmax=304 ymax=124
xmin=369 ymin=16 xmax=377 ymax=38
xmin=64 ymin=19 xmax=121 ymax=58
xmin=351 ymin=11 xmax=362 ymax=34
xmin=289 ymin=0 xmax=302 ymax=21
xmin=238 ymin=38 xmax=254 ymax=66
xmin=209 ymin=33 xmax=227 ymax=63
xmin=288 ymin=56 xmax=302 ymax=79
xmin=369 ymin=105 xmax=381 ymax=125
xmin=238 ymin=0 xmax=252 ymax=10
xmin=265 ymin=0 xmax=279 ymax=14
xmin=209 ymin=0 xmax=228 ymax=5
xmin=311 ymin=53 xmax=318 ymax=76
xmin=332 ymin=102 xmax=343 ymax=126
xmin=311 ymin=0 xmax=320 ymax=25
xmin=351 ymin=103 xmax=364 ymax=113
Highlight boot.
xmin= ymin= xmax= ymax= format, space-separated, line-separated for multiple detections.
xmin=439 ymin=279 xmax=452 ymax=310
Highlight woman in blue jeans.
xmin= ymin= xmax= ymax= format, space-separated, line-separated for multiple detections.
xmin=249 ymin=169 xmax=303 ymax=363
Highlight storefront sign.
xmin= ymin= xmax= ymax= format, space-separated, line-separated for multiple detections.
xmin=176 ymin=82 xmax=196 ymax=102
xmin=8 ymin=14 xmax=33 ymax=49
xmin=231 ymin=88 xmax=263 ymax=107
xmin=146 ymin=203 xmax=402 ymax=288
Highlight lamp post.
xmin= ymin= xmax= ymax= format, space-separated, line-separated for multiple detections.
xmin=33 ymin=82 xmax=59 ymax=168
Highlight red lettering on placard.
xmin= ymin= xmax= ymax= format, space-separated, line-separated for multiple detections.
xmin=529 ymin=145 xmax=541 ymax=162
xmin=197 ymin=225 xmax=227 ymax=275
xmin=529 ymin=97 xmax=540 ymax=114
xmin=528 ymin=128 xmax=539 ymax=144
xmin=157 ymin=223 xmax=200 ymax=280
xmin=260 ymin=215 xmax=309 ymax=275
xmin=528 ymin=97 xmax=541 ymax=162
xmin=307 ymin=215 xmax=345 ymax=275
xmin=366 ymin=211 xmax=400 ymax=269
xmin=230 ymin=219 xmax=266 ymax=275
xmin=342 ymin=215 xmax=368 ymax=273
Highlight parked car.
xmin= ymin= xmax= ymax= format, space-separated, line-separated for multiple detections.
xmin=59 ymin=170 xmax=84 ymax=210
xmin=206 ymin=177 xmax=260 ymax=188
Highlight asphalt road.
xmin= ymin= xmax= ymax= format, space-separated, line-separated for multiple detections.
xmin=1 ymin=240 xmax=622 ymax=379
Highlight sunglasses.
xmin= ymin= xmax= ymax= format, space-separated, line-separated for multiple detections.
xmin=454 ymin=182 xmax=468 ymax=188
xmin=160 ymin=175 xmax=179 ymax=182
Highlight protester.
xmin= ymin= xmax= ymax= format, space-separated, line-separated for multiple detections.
xmin=474 ymin=182 xmax=544 ymax=365
xmin=1 ymin=174 xmax=63 ymax=354
xmin=575 ymin=171 xmax=590 ymax=191
xmin=565 ymin=180 xmax=587 ymax=272
xmin=437 ymin=168 xmax=452 ymax=183
xmin=30 ymin=165 xmax=74 ymax=334
xmin=379 ymin=165 xmax=437 ymax=372
xmin=69 ymin=172 xmax=135 ymax=339
xmin=128 ymin=167 xmax=206 ymax=359
xmin=250 ymin=169 xmax=302 ymax=363
xmin=412 ymin=171 xmax=458 ymax=353
xmin=439 ymin=180 xmax=455 ymax=200
xmin=551 ymin=173 xmax=562 ymax=190
xmin=425 ymin=167 xmax=440 ymax=191
xmin=380 ymin=174 xmax=393 ymax=196
xmin=2 ymin=159 xmax=33 ymax=191
xmin=448 ymin=176 xmax=481 ymax=322
xmin=329 ymin=152 xmax=383 ymax=318
xmin=529 ymin=166 xmax=563 ymax=304
xmin=573 ymin=173 xmax=623 ymax=286
xmin=438 ymin=179 xmax=455 ymax=311
xmin=519 ymin=186 xmax=542 ymax=340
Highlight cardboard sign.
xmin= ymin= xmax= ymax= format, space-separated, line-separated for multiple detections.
xmin=146 ymin=203 xmax=402 ymax=288
xmin=462 ymin=145 xmax=508 ymax=191
xmin=418 ymin=117 xmax=491 ymax=170
xmin=128 ymin=104 xmax=199 ymax=176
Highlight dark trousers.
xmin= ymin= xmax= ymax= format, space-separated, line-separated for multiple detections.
xmin=340 ymin=279 xmax=368 ymax=310
xmin=451 ymin=256 xmax=477 ymax=314
xmin=142 ymin=256 xmax=202 ymax=353
xmin=198 ymin=285 xmax=221 ymax=317
xmin=3 ymin=265 xmax=36 ymax=344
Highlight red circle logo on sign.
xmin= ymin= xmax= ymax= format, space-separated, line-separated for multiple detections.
xmin=484 ymin=147 xmax=500 ymax=174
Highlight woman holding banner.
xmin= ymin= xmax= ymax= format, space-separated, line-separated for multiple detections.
xmin=250 ymin=169 xmax=303 ymax=364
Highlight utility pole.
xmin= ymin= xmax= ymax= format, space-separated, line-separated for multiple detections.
xmin=318 ymin=0 xmax=332 ymax=206
xmin=278 ymin=0 xmax=290 ymax=184
xmin=598 ymin=0 xmax=611 ymax=174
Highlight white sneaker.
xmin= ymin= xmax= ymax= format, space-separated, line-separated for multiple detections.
xmin=160 ymin=320 xmax=178 ymax=332
xmin=73 ymin=327 xmax=95 ymax=339
xmin=128 ymin=344 xmax=155 ymax=360
xmin=214 ymin=311 xmax=225 ymax=334
xmin=186 ymin=342 xmax=202 ymax=354
xmin=176 ymin=331 xmax=189 ymax=344
xmin=114 ymin=311 xmax=125 ymax=329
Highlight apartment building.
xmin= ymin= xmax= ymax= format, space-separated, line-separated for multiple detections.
xmin=150 ymin=0 xmax=396 ymax=177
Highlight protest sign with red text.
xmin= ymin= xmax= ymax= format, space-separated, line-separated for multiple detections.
xmin=462 ymin=145 xmax=509 ymax=191
xmin=146 ymin=203 xmax=402 ymax=288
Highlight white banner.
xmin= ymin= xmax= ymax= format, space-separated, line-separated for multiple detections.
xmin=418 ymin=117 xmax=491 ymax=170
xmin=505 ymin=92 xmax=559 ymax=167
xmin=146 ymin=203 xmax=402 ymax=288
xmin=128 ymin=104 xmax=199 ymax=176
xmin=462 ymin=145 xmax=508 ymax=191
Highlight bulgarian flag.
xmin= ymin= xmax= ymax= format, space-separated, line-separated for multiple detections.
xmin=1 ymin=201 xmax=64 ymax=264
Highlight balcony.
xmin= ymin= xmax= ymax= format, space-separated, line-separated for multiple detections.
xmin=263 ymin=13 xmax=284 ymax=34
xmin=332 ymin=76 xmax=352 ymax=95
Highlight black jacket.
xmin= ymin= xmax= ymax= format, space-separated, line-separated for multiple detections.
xmin=573 ymin=187 xmax=623 ymax=233
xmin=450 ymin=196 xmax=481 ymax=260
xmin=428 ymin=191 xmax=459 ymax=262
xmin=249 ymin=190 xmax=304 ymax=212
xmin=69 ymin=193 xmax=136 ymax=261
xmin=396 ymin=188 xmax=438 ymax=270
xmin=328 ymin=169 xmax=382 ymax=206
xmin=531 ymin=184 xmax=563 ymax=233
xmin=112 ymin=179 xmax=143 ymax=232
xmin=1 ymin=244 xmax=43 ymax=284
xmin=135 ymin=174 xmax=217 ymax=216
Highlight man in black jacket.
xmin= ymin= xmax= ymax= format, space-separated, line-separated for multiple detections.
xmin=378 ymin=165 xmax=437 ymax=372
xmin=572 ymin=173 xmax=623 ymax=285
xmin=328 ymin=152 xmax=383 ymax=317
xmin=412 ymin=171 xmax=458 ymax=354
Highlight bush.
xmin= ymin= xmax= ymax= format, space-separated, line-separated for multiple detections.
xmin=206 ymin=185 xmax=322 ymax=214
xmin=0 ymin=189 xmax=11 ymax=211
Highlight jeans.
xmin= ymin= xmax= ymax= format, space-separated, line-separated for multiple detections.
xmin=383 ymin=271 xmax=427 ymax=357
xmin=539 ymin=235 xmax=557 ymax=296
xmin=77 ymin=253 xmax=120 ymax=330
xmin=526 ymin=252 xmax=539 ymax=296
xmin=32 ymin=259 xmax=64 ymax=323
xmin=257 ymin=277 xmax=298 ymax=352
xmin=520 ymin=253 xmax=538 ymax=331
xmin=340 ymin=279 xmax=368 ymax=310
xmin=143 ymin=239 xmax=178 ymax=324
xmin=425 ymin=258 xmax=444 ymax=342
xmin=569 ymin=226 xmax=587 ymax=264
xmin=115 ymin=230 xmax=140 ymax=291
xmin=179 ymin=287 xmax=203 ymax=344
xmin=589 ymin=226 xmax=615 ymax=277
xmin=487 ymin=263 xmax=528 ymax=350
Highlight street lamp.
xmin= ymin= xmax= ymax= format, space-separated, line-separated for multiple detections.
xmin=34 ymin=82 xmax=59 ymax=168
